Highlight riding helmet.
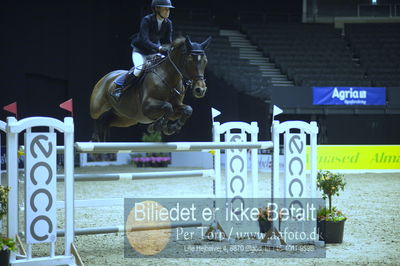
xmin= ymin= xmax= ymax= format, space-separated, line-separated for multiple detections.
xmin=151 ymin=0 xmax=175 ymax=8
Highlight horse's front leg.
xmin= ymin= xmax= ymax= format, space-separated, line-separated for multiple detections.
xmin=142 ymin=99 xmax=173 ymax=133
xmin=167 ymin=104 xmax=193 ymax=134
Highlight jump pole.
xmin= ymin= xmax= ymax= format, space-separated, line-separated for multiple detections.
xmin=56 ymin=222 xmax=203 ymax=237
xmin=0 ymin=120 xmax=6 ymax=232
xmin=74 ymin=141 xmax=273 ymax=153
xmin=56 ymin=169 xmax=215 ymax=182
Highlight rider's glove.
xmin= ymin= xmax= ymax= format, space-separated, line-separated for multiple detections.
xmin=158 ymin=46 xmax=168 ymax=55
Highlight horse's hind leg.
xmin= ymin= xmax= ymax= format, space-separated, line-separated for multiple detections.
xmin=91 ymin=110 xmax=114 ymax=142
xmin=147 ymin=116 xmax=169 ymax=134
xmin=91 ymin=119 xmax=102 ymax=142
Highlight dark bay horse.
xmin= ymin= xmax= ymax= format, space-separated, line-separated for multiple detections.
xmin=90 ymin=36 xmax=211 ymax=141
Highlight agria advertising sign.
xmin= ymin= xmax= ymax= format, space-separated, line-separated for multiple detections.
xmin=313 ymin=87 xmax=386 ymax=105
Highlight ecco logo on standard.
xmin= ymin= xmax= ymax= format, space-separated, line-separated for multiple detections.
xmin=227 ymin=134 xmax=247 ymax=216
xmin=285 ymin=133 xmax=306 ymax=215
xmin=26 ymin=133 xmax=56 ymax=243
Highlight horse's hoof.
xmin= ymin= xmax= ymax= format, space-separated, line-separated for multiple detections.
xmin=147 ymin=124 xmax=155 ymax=133
xmin=168 ymin=123 xmax=181 ymax=134
xmin=91 ymin=135 xmax=100 ymax=142
xmin=162 ymin=128 xmax=175 ymax=136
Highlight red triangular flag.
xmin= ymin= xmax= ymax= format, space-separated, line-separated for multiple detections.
xmin=59 ymin=99 xmax=73 ymax=116
xmin=3 ymin=102 xmax=18 ymax=118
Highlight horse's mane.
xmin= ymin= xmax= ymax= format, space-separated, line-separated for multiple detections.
xmin=171 ymin=37 xmax=186 ymax=48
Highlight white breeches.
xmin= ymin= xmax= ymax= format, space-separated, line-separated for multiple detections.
xmin=132 ymin=51 xmax=145 ymax=77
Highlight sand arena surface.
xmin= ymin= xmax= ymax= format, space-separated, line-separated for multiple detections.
xmin=11 ymin=166 xmax=400 ymax=265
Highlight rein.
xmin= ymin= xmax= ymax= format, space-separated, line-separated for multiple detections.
xmin=166 ymin=48 xmax=206 ymax=90
xmin=150 ymin=47 xmax=204 ymax=96
xmin=151 ymin=69 xmax=183 ymax=96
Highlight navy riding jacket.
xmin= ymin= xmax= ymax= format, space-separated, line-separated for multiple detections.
xmin=131 ymin=13 xmax=173 ymax=55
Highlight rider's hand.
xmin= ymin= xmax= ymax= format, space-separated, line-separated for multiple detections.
xmin=158 ymin=46 xmax=168 ymax=55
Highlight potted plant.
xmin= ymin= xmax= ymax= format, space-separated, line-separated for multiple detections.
xmin=316 ymin=170 xmax=347 ymax=243
xmin=0 ymin=185 xmax=17 ymax=265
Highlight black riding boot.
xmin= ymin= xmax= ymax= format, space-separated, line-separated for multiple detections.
xmin=111 ymin=69 xmax=138 ymax=101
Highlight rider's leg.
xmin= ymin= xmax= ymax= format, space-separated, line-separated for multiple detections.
xmin=111 ymin=52 xmax=144 ymax=100
xmin=131 ymin=51 xmax=144 ymax=77
xmin=123 ymin=51 xmax=144 ymax=87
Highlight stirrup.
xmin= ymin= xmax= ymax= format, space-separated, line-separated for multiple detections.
xmin=110 ymin=87 xmax=123 ymax=101
xmin=111 ymin=87 xmax=122 ymax=96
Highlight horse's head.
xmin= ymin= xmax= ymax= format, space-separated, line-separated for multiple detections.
xmin=171 ymin=36 xmax=211 ymax=98
xmin=184 ymin=36 xmax=211 ymax=98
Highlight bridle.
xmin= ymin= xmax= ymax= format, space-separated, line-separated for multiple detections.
xmin=148 ymin=44 xmax=206 ymax=96
xmin=166 ymin=47 xmax=206 ymax=92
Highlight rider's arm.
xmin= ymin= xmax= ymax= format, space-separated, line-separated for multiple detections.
xmin=161 ymin=19 xmax=173 ymax=45
xmin=139 ymin=16 xmax=160 ymax=52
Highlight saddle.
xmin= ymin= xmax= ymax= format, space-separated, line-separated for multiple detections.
xmin=114 ymin=53 xmax=166 ymax=87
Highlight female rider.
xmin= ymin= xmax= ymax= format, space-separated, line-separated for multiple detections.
xmin=111 ymin=0 xmax=174 ymax=100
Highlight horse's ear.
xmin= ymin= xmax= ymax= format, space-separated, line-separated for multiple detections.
xmin=185 ymin=35 xmax=193 ymax=51
xmin=201 ymin=36 xmax=212 ymax=50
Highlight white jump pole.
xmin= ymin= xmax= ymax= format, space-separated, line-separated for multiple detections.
xmin=250 ymin=121 xmax=259 ymax=199
xmin=310 ymin=121 xmax=318 ymax=199
xmin=56 ymin=221 xmax=203 ymax=237
xmin=75 ymin=141 xmax=273 ymax=153
xmin=63 ymin=117 xmax=75 ymax=257
xmin=0 ymin=120 xmax=6 ymax=232
xmin=7 ymin=117 xmax=19 ymax=264
xmin=56 ymin=169 xmax=215 ymax=182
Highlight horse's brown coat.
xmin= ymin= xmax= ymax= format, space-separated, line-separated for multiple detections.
xmin=89 ymin=36 xmax=211 ymax=141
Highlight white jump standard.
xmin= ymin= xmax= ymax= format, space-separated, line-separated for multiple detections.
xmin=7 ymin=117 xmax=75 ymax=266
xmin=4 ymin=116 xmax=319 ymax=265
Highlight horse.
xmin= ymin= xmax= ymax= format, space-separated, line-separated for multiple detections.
xmin=89 ymin=36 xmax=211 ymax=141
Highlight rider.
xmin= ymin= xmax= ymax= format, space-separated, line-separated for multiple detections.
xmin=111 ymin=0 xmax=174 ymax=100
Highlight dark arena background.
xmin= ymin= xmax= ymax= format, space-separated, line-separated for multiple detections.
xmin=2 ymin=1 xmax=400 ymax=265
xmin=2 ymin=0 xmax=399 ymax=143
